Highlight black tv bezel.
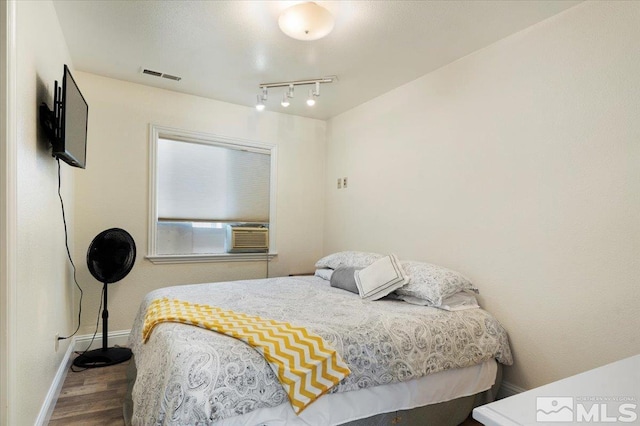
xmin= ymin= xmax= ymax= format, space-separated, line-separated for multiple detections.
xmin=50 ymin=65 xmax=88 ymax=169
xmin=52 ymin=64 xmax=89 ymax=169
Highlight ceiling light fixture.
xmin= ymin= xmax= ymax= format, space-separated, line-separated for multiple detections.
xmin=278 ymin=2 xmax=335 ymax=41
xmin=255 ymin=76 xmax=335 ymax=111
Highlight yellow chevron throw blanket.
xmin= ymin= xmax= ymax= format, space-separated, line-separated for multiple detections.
xmin=142 ymin=298 xmax=351 ymax=414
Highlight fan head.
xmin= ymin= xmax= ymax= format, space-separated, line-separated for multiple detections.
xmin=87 ymin=228 xmax=136 ymax=284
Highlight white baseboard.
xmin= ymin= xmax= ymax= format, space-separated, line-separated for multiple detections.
xmin=74 ymin=329 xmax=131 ymax=352
xmin=497 ymin=380 xmax=526 ymax=399
xmin=35 ymin=329 xmax=132 ymax=426
xmin=35 ymin=338 xmax=76 ymax=426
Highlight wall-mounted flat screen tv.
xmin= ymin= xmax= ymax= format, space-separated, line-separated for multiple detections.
xmin=52 ymin=65 xmax=88 ymax=168
xmin=40 ymin=64 xmax=88 ymax=169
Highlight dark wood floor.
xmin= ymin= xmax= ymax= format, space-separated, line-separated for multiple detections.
xmin=49 ymin=360 xmax=129 ymax=426
xmin=49 ymin=359 xmax=483 ymax=425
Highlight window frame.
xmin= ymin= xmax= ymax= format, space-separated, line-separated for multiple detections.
xmin=146 ymin=124 xmax=278 ymax=264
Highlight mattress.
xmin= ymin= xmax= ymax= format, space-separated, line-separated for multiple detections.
xmin=128 ymin=276 xmax=512 ymax=425
xmin=210 ymin=359 xmax=498 ymax=426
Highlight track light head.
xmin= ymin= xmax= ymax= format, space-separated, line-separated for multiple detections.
xmin=281 ymin=93 xmax=290 ymax=107
xmin=306 ymin=89 xmax=316 ymax=106
xmin=256 ymin=94 xmax=265 ymax=111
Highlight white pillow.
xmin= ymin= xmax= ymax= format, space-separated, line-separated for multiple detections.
xmin=354 ymin=254 xmax=409 ymax=301
xmin=315 ymin=251 xmax=384 ymax=270
xmin=394 ymin=261 xmax=478 ymax=306
xmin=397 ymin=290 xmax=479 ymax=311
xmin=438 ymin=291 xmax=479 ymax=311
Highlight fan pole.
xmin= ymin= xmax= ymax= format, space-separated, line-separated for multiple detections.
xmin=102 ymin=282 xmax=108 ymax=351
xmin=72 ymin=281 xmax=132 ymax=369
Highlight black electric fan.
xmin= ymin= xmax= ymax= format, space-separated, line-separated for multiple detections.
xmin=73 ymin=228 xmax=136 ymax=369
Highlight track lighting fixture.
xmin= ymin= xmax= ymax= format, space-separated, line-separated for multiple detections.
xmin=255 ymin=77 xmax=335 ymax=111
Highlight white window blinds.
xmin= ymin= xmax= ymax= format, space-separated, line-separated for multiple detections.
xmin=157 ymin=138 xmax=271 ymax=222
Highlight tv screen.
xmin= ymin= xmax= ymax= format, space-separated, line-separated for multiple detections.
xmin=54 ymin=65 xmax=88 ymax=168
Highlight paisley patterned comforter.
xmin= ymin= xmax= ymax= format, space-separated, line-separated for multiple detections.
xmin=129 ymin=276 xmax=512 ymax=425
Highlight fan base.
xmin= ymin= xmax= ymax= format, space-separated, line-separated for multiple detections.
xmin=72 ymin=347 xmax=132 ymax=369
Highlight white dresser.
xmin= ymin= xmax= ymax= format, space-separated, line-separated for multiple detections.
xmin=473 ymin=354 xmax=640 ymax=425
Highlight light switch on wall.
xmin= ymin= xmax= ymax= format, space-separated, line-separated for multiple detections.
xmin=343 ymin=177 xmax=348 ymax=188
xmin=337 ymin=178 xmax=342 ymax=189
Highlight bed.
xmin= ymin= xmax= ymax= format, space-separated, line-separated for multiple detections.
xmin=125 ymin=268 xmax=512 ymax=425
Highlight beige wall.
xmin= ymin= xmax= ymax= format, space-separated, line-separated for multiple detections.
xmin=324 ymin=1 xmax=640 ymax=390
xmin=72 ymin=73 xmax=326 ymax=333
xmin=14 ymin=0 xmax=76 ymax=423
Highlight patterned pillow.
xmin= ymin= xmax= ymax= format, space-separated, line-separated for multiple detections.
xmin=314 ymin=251 xmax=384 ymax=270
xmin=394 ymin=261 xmax=478 ymax=307
xmin=354 ymin=254 xmax=409 ymax=301
xmin=397 ymin=290 xmax=479 ymax=311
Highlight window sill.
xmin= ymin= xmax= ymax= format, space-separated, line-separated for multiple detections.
xmin=146 ymin=252 xmax=277 ymax=264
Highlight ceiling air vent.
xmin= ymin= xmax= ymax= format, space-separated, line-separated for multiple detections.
xmin=161 ymin=73 xmax=181 ymax=81
xmin=142 ymin=68 xmax=182 ymax=81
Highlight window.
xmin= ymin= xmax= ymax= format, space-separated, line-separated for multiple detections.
xmin=147 ymin=125 xmax=277 ymax=263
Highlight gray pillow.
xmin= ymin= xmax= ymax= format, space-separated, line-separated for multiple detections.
xmin=330 ymin=266 xmax=361 ymax=294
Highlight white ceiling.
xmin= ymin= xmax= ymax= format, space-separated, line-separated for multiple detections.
xmin=53 ymin=0 xmax=581 ymax=120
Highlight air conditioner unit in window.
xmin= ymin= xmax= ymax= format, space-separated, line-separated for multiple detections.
xmin=225 ymin=226 xmax=269 ymax=253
